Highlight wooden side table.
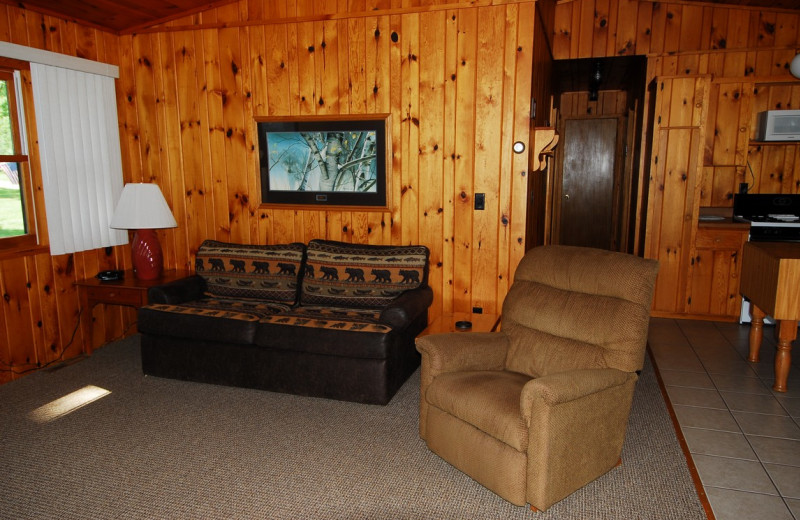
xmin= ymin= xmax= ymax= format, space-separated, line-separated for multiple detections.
xmin=419 ymin=312 xmax=501 ymax=337
xmin=740 ymin=242 xmax=800 ymax=393
xmin=75 ymin=269 xmax=191 ymax=355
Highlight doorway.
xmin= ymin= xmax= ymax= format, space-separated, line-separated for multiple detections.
xmin=555 ymin=117 xmax=624 ymax=249
xmin=544 ymin=56 xmax=647 ymax=253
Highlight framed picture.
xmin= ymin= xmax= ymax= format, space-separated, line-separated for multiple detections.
xmin=256 ymin=114 xmax=391 ymax=210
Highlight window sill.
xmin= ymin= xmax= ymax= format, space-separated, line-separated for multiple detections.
xmin=0 ymin=240 xmax=49 ymax=260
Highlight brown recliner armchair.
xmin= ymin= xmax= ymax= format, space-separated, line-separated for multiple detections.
xmin=416 ymin=245 xmax=658 ymax=511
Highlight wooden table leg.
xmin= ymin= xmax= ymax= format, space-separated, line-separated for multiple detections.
xmin=78 ymin=290 xmax=94 ymax=356
xmin=748 ymin=305 xmax=765 ymax=363
xmin=773 ymin=319 xmax=797 ymax=393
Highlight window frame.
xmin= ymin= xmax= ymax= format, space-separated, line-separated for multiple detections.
xmin=0 ymin=57 xmax=45 ymax=257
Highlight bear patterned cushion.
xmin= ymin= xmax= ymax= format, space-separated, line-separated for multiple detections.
xmin=301 ymin=239 xmax=429 ymax=309
xmin=195 ymin=240 xmax=305 ymax=303
xmin=259 ymin=306 xmax=392 ymax=334
xmin=140 ymin=298 xmax=293 ymax=344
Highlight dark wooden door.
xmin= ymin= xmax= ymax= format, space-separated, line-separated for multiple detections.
xmin=558 ymin=117 xmax=619 ymax=249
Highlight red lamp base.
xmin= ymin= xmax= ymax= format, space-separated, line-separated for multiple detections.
xmin=131 ymin=229 xmax=163 ymax=280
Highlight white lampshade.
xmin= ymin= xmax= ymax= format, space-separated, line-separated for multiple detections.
xmin=791 ymin=53 xmax=800 ymax=79
xmin=110 ymin=183 xmax=177 ymax=230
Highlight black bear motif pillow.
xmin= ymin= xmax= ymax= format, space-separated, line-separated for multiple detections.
xmin=301 ymin=239 xmax=429 ymax=309
xmin=195 ymin=240 xmax=305 ymax=303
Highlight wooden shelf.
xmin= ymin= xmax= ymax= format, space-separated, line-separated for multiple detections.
xmin=749 ymin=141 xmax=800 ymax=146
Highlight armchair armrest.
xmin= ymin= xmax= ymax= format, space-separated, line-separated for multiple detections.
xmin=520 ymin=368 xmax=634 ymax=427
xmin=146 ymin=275 xmax=207 ymax=304
xmin=379 ymin=286 xmax=434 ymax=328
xmin=521 ymin=368 xmax=639 ymax=511
xmin=416 ymin=331 xmax=509 ymax=376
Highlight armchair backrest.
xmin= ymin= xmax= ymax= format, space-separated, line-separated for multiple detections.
xmin=502 ymin=245 xmax=658 ymax=378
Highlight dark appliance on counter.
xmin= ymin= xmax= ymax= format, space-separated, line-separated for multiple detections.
xmin=733 ymin=193 xmax=800 ymax=323
xmin=733 ymin=193 xmax=800 ymax=242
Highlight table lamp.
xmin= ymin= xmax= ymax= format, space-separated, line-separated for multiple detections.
xmin=110 ymin=183 xmax=177 ymax=280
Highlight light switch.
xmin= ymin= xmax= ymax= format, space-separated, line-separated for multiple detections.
xmin=474 ymin=193 xmax=485 ymax=210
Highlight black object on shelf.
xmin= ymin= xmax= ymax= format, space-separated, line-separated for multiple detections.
xmin=96 ymin=270 xmax=124 ymax=282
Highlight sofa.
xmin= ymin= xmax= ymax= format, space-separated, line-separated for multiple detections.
xmin=138 ymin=239 xmax=433 ymax=405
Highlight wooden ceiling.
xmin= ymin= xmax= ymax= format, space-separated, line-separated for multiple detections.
xmin=0 ymin=0 xmax=239 ymax=34
xmin=3 ymin=0 xmax=800 ymax=34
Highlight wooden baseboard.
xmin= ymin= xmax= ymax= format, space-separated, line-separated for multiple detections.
xmin=647 ymin=348 xmax=717 ymax=520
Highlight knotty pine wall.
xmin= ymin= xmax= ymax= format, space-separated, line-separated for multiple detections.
xmin=120 ymin=1 xmax=540 ymax=320
xmin=0 ymin=7 xmax=130 ymax=384
xmin=0 ymin=0 xmax=545 ymax=382
xmin=554 ymin=0 xmax=800 ymax=204
xmin=554 ymin=0 xmax=800 ymax=316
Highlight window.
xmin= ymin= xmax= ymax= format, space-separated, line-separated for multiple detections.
xmin=0 ymin=59 xmax=39 ymax=252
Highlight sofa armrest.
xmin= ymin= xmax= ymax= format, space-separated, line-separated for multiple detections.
xmin=146 ymin=275 xmax=207 ymax=304
xmin=379 ymin=286 xmax=434 ymax=328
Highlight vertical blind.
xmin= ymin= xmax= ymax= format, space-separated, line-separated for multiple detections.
xmin=30 ymin=63 xmax=127 ymax=255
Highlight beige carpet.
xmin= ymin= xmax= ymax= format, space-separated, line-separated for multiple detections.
xmin=0 ymin=335 xmax=705 ymax=519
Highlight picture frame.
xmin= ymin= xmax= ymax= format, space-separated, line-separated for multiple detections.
xmin=256 ymin=114 xmax=392 ymax=211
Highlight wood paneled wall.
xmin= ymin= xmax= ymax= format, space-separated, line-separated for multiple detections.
xmin=554 ymin=0 xmax=800 ymax=202
xmin=0 ymin=6 xmax=130 ymax=384
xmin=553 ymin=0 xmax=800 ymax=317
xmin=119 ymin=0 xmax=538 ymax=320
xmin=0 ymin=0 xmax=543 ymax=382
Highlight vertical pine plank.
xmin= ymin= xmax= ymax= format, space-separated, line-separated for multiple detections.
xmin=452 ymin=8 xmax=477 ymax=313
xmin=440 ymin=8 xmax=458 ymax=316
xmin=174 ymin=30 xmax=211 ymax=251
xmin=472 ymin=6 xmax=505 ymax=314
xmin=509 ymin=1 xmax=536 ymax=282
xmin=418 ymin=10 xmax=445 ymax=316
xmin=592 ymin=0 xmax=609 ymax=58
xmin=399 ymin=13 xmax=420 ymax=246
xmin=615 ymin=0 xmax=638 ymax=56
xmin=552 ymin=0 xmax=572 ymax=60
xmin=202 ymin=28 xmax=232 ymax=242
xmin=296 ymin=22 xmax=317 ymax=115
xmin=218 ymin=26 xmax=250 ymax=243
xmin=348 ymin=17 xmax=367 ymax=115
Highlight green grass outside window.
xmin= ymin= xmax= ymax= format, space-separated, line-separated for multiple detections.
xmin=0 ymin=186 xmax=24 ymax=237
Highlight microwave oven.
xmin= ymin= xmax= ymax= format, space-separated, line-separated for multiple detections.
xmin=756 ymin=110 xmax=800 ymax=141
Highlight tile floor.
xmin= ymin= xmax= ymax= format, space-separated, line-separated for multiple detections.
xmin=648 ymin=318 xmax=800 ymax=520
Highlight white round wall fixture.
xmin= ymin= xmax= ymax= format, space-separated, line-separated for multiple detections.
xmin=791 ymin=53 xmax=800 ymax=79
xmin=513 ymin=141 xmax=526 ymax=154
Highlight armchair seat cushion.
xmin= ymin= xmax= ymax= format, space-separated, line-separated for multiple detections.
xmin=426 ymin=370 xmax=532 ymax=452
xmin=139 ymin=298 xmax=291 ymax=345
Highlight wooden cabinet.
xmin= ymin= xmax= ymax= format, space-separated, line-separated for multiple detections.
xmin=686 ymin=226 xmax=749 ymax=321
xmin=645 ymin=75 xmax=709 ymax=315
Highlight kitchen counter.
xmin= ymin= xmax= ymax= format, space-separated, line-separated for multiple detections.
xmin=698 ymin=207 xmax=750 ymax=230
